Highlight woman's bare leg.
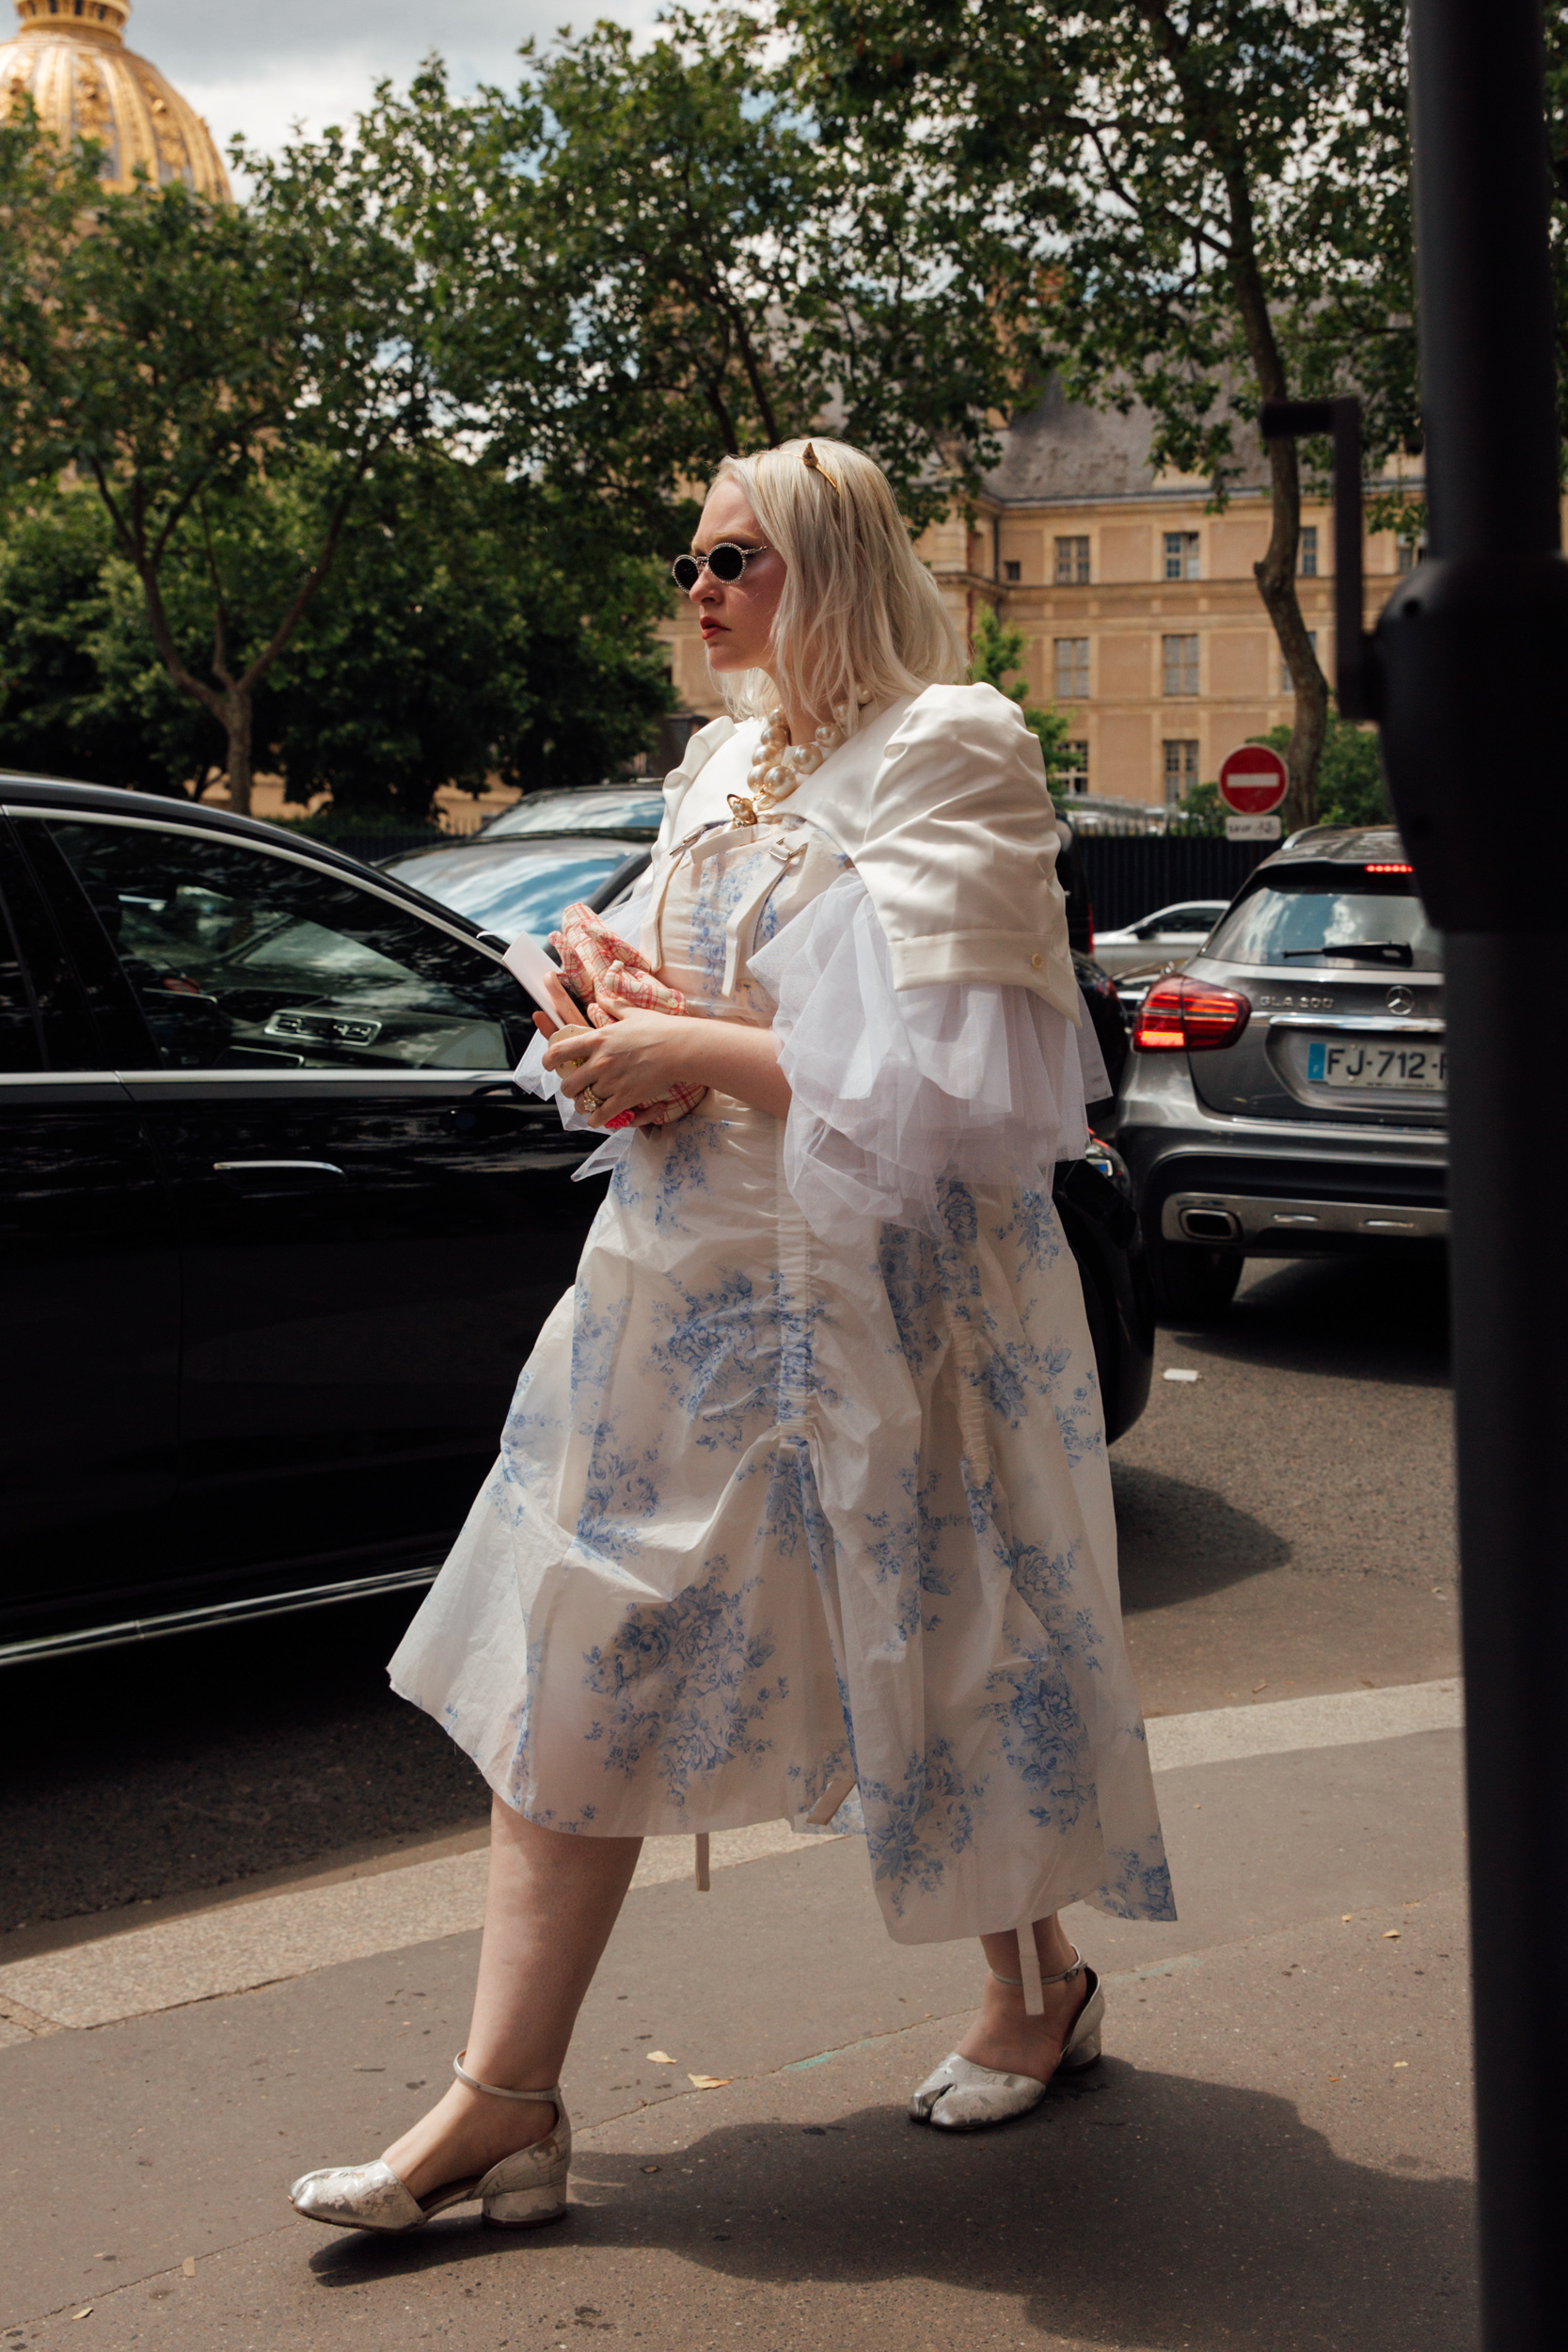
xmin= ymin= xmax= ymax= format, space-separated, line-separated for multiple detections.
xmin=382 ymin=1797 xmax=641 ymax=2200
xmin=956 ymin=1913 xmax=1091 ymax=2083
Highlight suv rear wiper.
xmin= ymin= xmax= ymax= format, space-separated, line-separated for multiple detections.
xmin=1279 ymin=941 xmax=1415 ymax=966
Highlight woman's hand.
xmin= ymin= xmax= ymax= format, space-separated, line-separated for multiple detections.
xmin=539 ymin=1001 xmax=793 ymax=1125
xmin=542 ymin=1007 xmax=695 ymax=1126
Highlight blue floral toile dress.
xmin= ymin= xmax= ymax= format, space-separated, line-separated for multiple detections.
xmin=390 ymin=727 xmax=1175 ymax=1950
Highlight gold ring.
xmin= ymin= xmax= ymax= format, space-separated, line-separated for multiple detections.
xmin=579 ymin=1087 xmax=601 ymax=1115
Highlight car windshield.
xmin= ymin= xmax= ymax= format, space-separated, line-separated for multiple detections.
xmin=381 ymin=838 xmax=643 ymax=942
xmin=1206 ymin=866 xmax=1443 ymax=972
xmin=481 ymin=788 xmax=666 ymax=843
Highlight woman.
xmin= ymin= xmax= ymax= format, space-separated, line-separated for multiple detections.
xmin=289 ymin=438 xmax=1173 ymax=2235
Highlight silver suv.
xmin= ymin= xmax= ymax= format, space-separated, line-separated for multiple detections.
xmin=1116 ymin=825 xmax=1447 ymax=1321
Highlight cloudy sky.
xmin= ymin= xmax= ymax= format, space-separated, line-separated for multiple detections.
xmin=125 ymin=1 xmax=663 ymax=163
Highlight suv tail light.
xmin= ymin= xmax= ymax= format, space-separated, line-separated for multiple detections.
xmin=1132 ymin=975 xmax=1251 ymax=1052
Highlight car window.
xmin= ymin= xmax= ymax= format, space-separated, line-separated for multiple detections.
xmin=482 ymin=788 xmax=666 ymax=843
xmin=40 ymin=817 xmax=532 ymax=1073
xmin=381 ymin=839 xmax=639 ymax=941
xmin=0 ymin=828 xmax=100 ymax=1071
xmin=1206 ymin=866 xmax=1443 ymax=971
xmin=0 ymin=880 xmax=41 ymax=1073
xmin=1161 ymin=906 xmax=1221 ymax=931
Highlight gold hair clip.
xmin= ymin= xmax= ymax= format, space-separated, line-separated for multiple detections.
xmin=801 ymin=441 xmax=841 ymax=494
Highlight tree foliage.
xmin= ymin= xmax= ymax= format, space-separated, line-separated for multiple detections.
xmin=266 ymin=461 xmax=673 ymax=816
xmin=968 ymin=604 xmax=1072 ymax=778
xmin=0 ymin=487 xmax=224 ymax=793
xmin=353 ymin=15 xmax=1043 ymax=547
xmin=773 ymin=0 xmax=1428 ymax=827
xmin=0 ymin=460 xmax=675 ymax=820
xmin=0 ymin=101 xmax=442 ymax=811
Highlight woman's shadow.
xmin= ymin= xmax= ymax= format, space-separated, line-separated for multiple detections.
xmin=307 ymin=2059 xmax=1476 ymax=2350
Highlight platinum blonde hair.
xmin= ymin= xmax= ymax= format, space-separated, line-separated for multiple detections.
xmin=707 ymin=437 xmax=966 ymax=727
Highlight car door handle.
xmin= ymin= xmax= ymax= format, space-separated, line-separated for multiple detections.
xmin=443 ymin=1081 xmax=536 ymax=1136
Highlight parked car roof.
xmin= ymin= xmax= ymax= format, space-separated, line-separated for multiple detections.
xmin=379 ymin=834 xmax=650 ymax=942
xmin=480 ymin=785 xmax=667 ymax=843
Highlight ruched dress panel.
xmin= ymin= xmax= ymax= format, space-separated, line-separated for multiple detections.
xmin=389 ymin=780 xmax=1175 ymax=1947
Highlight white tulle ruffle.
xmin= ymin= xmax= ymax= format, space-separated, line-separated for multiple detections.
xmin=748 ymin=870 xmax=1105 ymax=1240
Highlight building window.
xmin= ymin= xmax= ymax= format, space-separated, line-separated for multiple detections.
xmin=1054 ymin=535 xmax=1090 ymax=584
xmin=1397 ymin=533 xmax=1427 ymax=574
xmin=1054 ymin=637 xmax=1090 ymax=699
xmin=1003 ymin=559 xmax=1022 ymax=583
xmin=1164 ymin=531 xmax=1200 ymax=580
xmin=1163 ymin=740 xmax=1199 ymax=803
xmin=1162 ymin=633 xmax=1200 ymax=695
xmin=1280 ymin=630 xmax=1319 ymax=691
xmin=1060 ymin=740 xmax=1089 ymax=795
xmin=1299 ymin=527 xmax=1318 ymax=578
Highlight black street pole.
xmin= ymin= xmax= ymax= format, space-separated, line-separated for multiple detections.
xmin=1270 ymin=6 xmax=1568 ymax=2338
xmin=1386 ymin=5 xmax=1568 ymax=2343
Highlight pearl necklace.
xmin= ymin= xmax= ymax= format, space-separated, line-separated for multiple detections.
xmin=745 ymin=708 xmax=847 ymax=813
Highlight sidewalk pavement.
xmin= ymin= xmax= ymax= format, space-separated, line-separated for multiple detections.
xmin=0 ymin=1682 xmax=1475 ymax=2352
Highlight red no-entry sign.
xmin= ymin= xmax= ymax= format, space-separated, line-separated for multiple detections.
xmin=1218 ymin=744 xmax=1289 ymax=815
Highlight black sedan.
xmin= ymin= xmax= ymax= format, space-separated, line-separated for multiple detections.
xmin=0 ymin=775 xmax=1151 ymax=1665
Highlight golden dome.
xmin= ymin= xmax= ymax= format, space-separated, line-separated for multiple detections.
xmin=0 ymin=2 xmax=230 ymax=201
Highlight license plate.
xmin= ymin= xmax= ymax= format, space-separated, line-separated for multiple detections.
xmin=1307 ymin=1038 xmax=1447 ymax=1091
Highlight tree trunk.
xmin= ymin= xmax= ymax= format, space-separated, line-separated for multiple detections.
xmin=1214 ymin=152 xmax=1331 ymax=831
xmin=1253 ymin=428 xmax=1328 ymax=833
xmin=221 ymin=686 xmax=254 ymax=817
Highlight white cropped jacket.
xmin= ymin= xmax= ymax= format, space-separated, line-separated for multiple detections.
xmin=648 ymin=681 xmax=1080 ymax=1028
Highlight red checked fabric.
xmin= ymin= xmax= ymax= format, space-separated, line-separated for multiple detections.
xmin=550 ymin=903 xmax=707 ymax=1128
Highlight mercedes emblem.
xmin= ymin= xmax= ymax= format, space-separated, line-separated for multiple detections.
xmin=1386 ymin=985 xmax=1416 ymax=1016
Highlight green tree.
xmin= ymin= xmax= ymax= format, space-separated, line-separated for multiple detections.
xmin=774 ymin=0 xmax=1420 ymax=829
xmin=360 ymin=16 xmax=1043 ymax=546
xmin=1182 ymin=711 xmax=1388 ymax=828
xmin=1259 ymin=711 xmax=1389 ymax=828
xmin=0 ymin=105 xmax=442 ymax=813
xmin=267 ymin=459 xmax=673 ymax=818
xmin=968 ymin=605 xmax=1073 ymax=779
xmin=0 ymin=486 xmax=228 ymax=793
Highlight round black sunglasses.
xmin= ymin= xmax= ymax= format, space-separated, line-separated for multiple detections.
xmin=671 ymin=541 xmax=771 ymax=592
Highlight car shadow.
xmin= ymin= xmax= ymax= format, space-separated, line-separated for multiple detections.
xmin=1164 ymin=1249 xmax=1451 ymax=1389
xmin=303 ymin=2063 xmax=1476 ymax=2349
xmin=0 ymin=1590 xmax=489 ymax=1936
xmin=1112 ymin=1463 xmax=1292 ymax=1614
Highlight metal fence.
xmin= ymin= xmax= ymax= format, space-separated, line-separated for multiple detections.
xmin=305 ymin=817 xmax=1274 ymax=930
xmin=1076 ymin=834 xmax=1275 ymax=931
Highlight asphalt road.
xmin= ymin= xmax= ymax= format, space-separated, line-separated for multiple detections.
xmin=0 ymin=1245 xmax=1455 ymax=1940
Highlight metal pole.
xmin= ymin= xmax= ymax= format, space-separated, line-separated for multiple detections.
xmin=1378 ymin=6 xmax=1568 ymax=2343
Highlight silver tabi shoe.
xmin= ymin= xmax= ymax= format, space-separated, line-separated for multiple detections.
xmin=290 ymin=2051 xmax=571 ymax=2232
xmin=910 ymin=1947 xmax=1104 ymax=2132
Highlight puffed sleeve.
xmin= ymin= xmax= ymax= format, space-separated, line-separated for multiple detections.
xmin=850 ymin=682 xmax=1081 ymax=1020
xmin=748 ymin=869 xmax=1107 ymax=1241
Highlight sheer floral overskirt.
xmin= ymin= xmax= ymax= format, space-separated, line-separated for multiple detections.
xmin=389 ymin=819 xmax=1174 ymax=1943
